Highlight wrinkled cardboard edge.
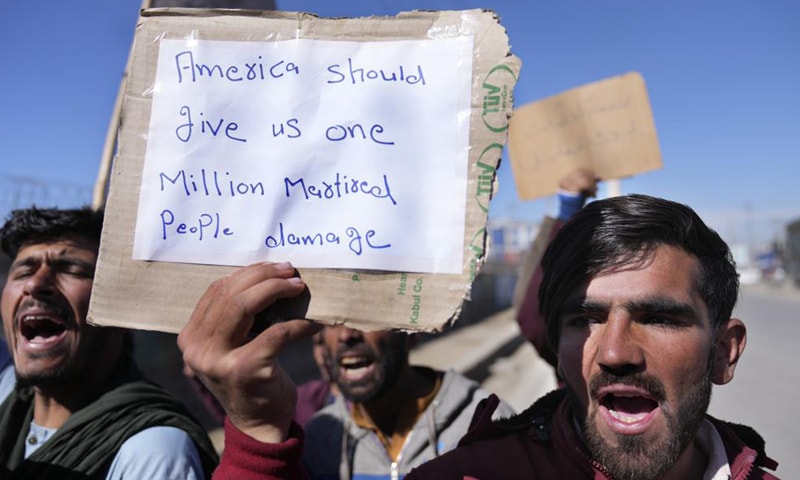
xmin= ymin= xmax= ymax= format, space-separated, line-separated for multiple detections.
xmin=88 ymin=9 xmax=520 ymax=334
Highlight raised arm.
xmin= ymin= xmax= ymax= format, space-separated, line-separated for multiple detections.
xmin=178 ymin=261 xmax=320 ymax=480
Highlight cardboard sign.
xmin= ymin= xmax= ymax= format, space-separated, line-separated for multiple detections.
xmin=508 ymin=72 xmax=661 ymax=200
xmin=88 ymin=8 xmax=520 ymax=333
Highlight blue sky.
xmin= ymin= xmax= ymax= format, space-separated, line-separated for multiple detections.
xmin=0 ymin=0 xmax=797 ymax=250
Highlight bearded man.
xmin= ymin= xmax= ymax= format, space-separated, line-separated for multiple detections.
xmin=406 ymin=194 xmax=779 ymax=479
xmin=301 ymin=325 xmax=515 ymax=479
xmin=0 ymin=207 xmax=218 ymax=479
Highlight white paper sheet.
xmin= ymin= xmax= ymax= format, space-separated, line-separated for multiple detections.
xmin=132 ymin=37 xmax=473 ymax=273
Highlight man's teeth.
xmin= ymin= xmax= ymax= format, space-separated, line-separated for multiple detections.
xmin=608 ymin=409 xmax=647 ymax=423
xmin=344 ymin=366 xmax=369 ymax=375
xmin=340 ymin=356 xmax=370 ymax=368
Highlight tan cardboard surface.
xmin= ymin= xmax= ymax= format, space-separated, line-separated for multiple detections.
xmin=508 ymin=72 xmax=662 ymax=200
xmin=88 ymin=8 xmax=520 ymax=333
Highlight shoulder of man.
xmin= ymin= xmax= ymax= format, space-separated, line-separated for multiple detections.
xmin=457 ymin=388 xmax=564 ymax=448
xmin=436 ymin=370 xmax=516 ymax=421
xmin=707 ymin=416 xmax=780 ymax=476
xmin=305 ymin=392 xmax=349 ymax=431
xmin=302 ymin=394 xmax=351 ymax=463
xmin=405 ymin=390 xmax=569 ymax=480
xmin=86 ymin=378 xmax=220 ymax=477
xmin=105 ymin=426 xmax=208 ymax=480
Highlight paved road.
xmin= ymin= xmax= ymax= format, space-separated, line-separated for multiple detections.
xmin=709 ymin=283 xmax=800 ymax=476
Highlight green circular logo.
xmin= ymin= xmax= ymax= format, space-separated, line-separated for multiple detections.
xmin=481 ymin=64 xmax=517 ymax=133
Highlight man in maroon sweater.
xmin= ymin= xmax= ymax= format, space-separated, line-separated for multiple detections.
xmin=180 ymin=194 xmax=779 ymax=479
xmin=407 ymin=194 xmax=779 ymax=479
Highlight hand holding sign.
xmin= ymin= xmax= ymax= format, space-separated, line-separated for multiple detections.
xmin=178 ymin=261 xmax=321 ymax=443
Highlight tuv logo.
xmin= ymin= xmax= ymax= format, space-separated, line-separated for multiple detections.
xmin=481 ymin=63 xmax=517 ymax=133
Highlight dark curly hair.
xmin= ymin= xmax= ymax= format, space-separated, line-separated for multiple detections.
xmin=539 ymin=194 xmax=739 ymax=351
xmin=0 ymin=206 xmax=132 ymax=352
xmin=0 ymin=206 xmax=104 ymax=258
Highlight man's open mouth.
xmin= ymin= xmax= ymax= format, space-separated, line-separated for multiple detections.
xmin=600 ymin=392 xmax=659 ymax=424
xmin=18 ymin=311 xmax=68 ymax=347
xmin=593 ymin=383 xmax=663 ymax=435
xmin=337 ymin=354 xmax=376 ymax=382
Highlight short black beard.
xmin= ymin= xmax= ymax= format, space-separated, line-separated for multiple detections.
xmin=15 ymin=326 xmax=109 ymax=392
xmin=333 ymin=336 xmax=408 ymax=404
xmin=574 ymin=370 xmax=712 ymax=480
xmin=16 ymin=362 xmax=79 ymax=390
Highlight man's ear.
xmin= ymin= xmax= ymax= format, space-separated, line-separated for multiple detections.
xmin=711 ymin=318 xmax=747 ymax=385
